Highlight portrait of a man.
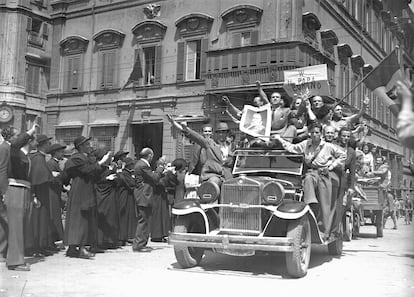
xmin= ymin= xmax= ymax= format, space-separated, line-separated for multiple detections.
xmin=240 ymin=105 xmax=271 ymax=138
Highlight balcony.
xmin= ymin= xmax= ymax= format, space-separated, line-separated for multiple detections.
xmin=28 ymin=31 xmax=44 ymax=48
xmin=205 ymin=42 xmax=336 ymax=93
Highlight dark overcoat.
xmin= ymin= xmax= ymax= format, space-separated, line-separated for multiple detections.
xmin=46 ymin=158 xmax=64 ymax=240
xmin=63 ymin=152 xmax=103 ymax=246
xmin=133 ymin=159 xmax=162 ymax=207
xmin=117 ymin=169 xmax=138 ymax=241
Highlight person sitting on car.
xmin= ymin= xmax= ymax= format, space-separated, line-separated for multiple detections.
xmin=274 ymin=122 xmax=346 ymax=240
xmin=166 ymin=115 xmax=232 ymax=187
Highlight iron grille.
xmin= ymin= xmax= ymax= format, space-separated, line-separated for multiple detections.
xmin=364 ymin=188 xmax=380 ymax=204
xmin=220 ymin=182 xmax=261 ymax=232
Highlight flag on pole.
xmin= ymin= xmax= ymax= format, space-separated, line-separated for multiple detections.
xmin=120 ymin=54 xmax=143 ymax=91
xmin=363 ymin=48 xmax=403 ymax=117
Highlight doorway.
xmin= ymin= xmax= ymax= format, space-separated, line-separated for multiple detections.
xmin=132 ymin=122 xmax=163 ymax=166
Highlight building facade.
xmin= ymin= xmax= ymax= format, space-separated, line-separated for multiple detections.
xmin=0 ymin=0 xmax=51 ymax=133
xmin=4 ymin=0 xmax=409 ymax=195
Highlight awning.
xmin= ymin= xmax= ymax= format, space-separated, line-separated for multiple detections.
xmin=88 ymin=119 xmax=119 ymax=127
xmin=55 ymin=121 xmax=84 ymax=129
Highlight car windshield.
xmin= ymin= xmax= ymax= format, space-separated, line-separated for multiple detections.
xmin=233 ymin=150 xmax=303 ymax=175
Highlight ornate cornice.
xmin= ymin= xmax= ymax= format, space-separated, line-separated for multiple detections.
xmin=132 ymin=20 xmax=167 ymax=43
xmin=221 ymin=4 xmax=263 ymax=30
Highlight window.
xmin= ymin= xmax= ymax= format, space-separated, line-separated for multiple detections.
xmin=143 ymin=46 xmax=156 ymax=85
xmin=99 ymin=49 xmax=117 ymax=89
xmin=26 ymin=63 xmax=40 ymax=94
xmin=60 ymin=36 xmax=88 ymax=92
xmin=93 ymin=30 xmax=125 ymax=89
xmin=185 ymin=40 xmax=201 ymax=80
xmin=65 ymin=55 xmax=82 ymax=91
xmin=56 ymin=128 xmax=82 ymax=146
xmin=177 ymin=39 xmax=207 ymax=82
xmin=90 ymin=126 xmax=117 ymax=151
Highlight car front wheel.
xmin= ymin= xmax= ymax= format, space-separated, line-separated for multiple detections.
xmin=285 ymin=216 xmax=311 ymax=278
xmin=173 ymin=216 xmax=205 ymax=268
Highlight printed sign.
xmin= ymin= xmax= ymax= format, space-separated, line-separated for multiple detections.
xmin=239 ymin=104 xmax=271 ymax=139
xmin=283 ymin=64 xmax=331 ymax=98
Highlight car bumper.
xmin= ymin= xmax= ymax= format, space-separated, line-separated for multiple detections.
xmin=169 ymin=232 xmax=295 ymax=252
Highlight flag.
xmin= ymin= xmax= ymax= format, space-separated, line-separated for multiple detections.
xmin=121 ymin=54 xmax=143 ymax=91
xmin=363 ymin=48 xmax=403 ymax=117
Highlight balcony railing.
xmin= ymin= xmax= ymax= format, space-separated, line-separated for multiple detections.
xmin=28 ymin=31 xmax=44 ymax=48
xmin=205 ymin=42 xmax=336 ymax=93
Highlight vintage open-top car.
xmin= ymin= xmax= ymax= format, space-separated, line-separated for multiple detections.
xmin=169 ymin=149 xmax=343 ymax=278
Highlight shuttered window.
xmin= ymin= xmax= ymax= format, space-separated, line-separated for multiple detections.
xmin=99 ymin=49 xmax=117 ymax=89
xmin=26 ymin=64 xmax=40 ymax=94
xmin=65 ymin=55 xmax=81 ymax=91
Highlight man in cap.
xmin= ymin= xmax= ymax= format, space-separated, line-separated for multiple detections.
xmin=215 ymin=122 xmax=235 ymax=170
xmin=132 ymin=147 xmax=163 ymax=252
xmin=29 ymin=134 xmax=53 ymax=256
xmin=46 ymin=143 xmax=66 ymax=249
xmin=3 ymin=123 xmax=38 ymax=271
xmin=188 ymin=123 xmax=211 ymax=176
xmin=63 ymin=136 xmax=111 ymax=259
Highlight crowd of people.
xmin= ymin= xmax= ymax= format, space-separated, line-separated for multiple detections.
xmin=0 ymin=127 xmax=188 ymax=271
xmin=0 ymin=78 xmax=412 ymax=271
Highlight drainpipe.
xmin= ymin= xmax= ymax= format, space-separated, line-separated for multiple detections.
xmin=86 ymin=0 xmax=96 ymax=136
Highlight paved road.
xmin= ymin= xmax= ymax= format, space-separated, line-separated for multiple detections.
xmin=1 ymin=219 xmax=413 ymax=297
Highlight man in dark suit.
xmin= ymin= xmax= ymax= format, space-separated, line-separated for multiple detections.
xmin=4 ymin=123 xmax=38 ymax=271
xmin=46 ymin=143 xmax=66 ymax=249
xmin=132 ymin=148 xmax=163 ymax=252
xmin=188 ymin=123 xmax=211 ymax=175
xmin=30 ymin=134 xmax=53 ymax=256
xmin=0 ymin=127 xmax=12 ymax=261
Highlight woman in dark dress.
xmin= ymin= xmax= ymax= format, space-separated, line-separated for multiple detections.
xmin=117 ymin=157 xmax=138 ymax=245
xmin=150 ymin=159 xmax=178 ymax=242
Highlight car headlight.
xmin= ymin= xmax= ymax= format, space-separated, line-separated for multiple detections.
xmin=197 ymin=180 xmax=220 ymax=203
xmin=262 ymin=181 xmax=285 ymax=205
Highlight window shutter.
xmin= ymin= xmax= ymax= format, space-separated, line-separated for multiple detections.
xmin=154 ymin=45 xmax=162 ymax=84
xmin=27 ymin=17 xmax=32 ymax=31
xmin=232 ymin=33 xmax=241 ymax=47
xmin=71 ymin=56 xmax=80 ymax=90
xmin=33 ymin=66 xmax=40 ymax=94
xmin=65 ymin=57 xmax=73 ymax=92
xmin=250 ymin=30 xmax=259 ymax=45
xmin=231 ymin=53 xmax=239 ymax=69
xmin=99 ymin=51 xmax=106 ymax=88
xmin=106 ymin=51 xmax=116 ymax=88
xmin=200 ymin=38 xmax=208 ymax=77
xmin=176 ymin=42 xmax=185 ymax=82
xmin=42 ymin=23 xmax=48 ymax=38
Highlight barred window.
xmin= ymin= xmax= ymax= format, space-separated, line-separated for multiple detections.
xmin=90 ymin=126 xmax=117 ymax=151
xmin=56 ymin=128 xmax=82 ymax=146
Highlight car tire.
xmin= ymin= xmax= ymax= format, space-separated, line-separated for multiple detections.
xmin=173 ymin=217 xmax=205 ymax=268
xmin=285 ymin=216 xmax=311 ymax=278
xmin=352 ymin=212 xmax=360 ymax=237
xmin=375 ymin=210 xmax=384 ymax=238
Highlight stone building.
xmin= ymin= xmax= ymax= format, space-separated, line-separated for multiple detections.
xmin=2 ymin=0 xmax=413 ymax=194
xmin=0 ymin=0 xmax=51 ymax=132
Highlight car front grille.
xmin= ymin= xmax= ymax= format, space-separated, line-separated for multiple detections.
xmin=220 ymin=182 xmax=261 ymax=232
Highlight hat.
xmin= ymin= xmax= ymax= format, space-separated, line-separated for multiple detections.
xmin=47 ymin=143 xmax=67 ymax=154
xmin=74 ymin=136 xmax=91 ymax=148
xmin=93 ymin=148 xmax=107 ymax=160
xmin=216 ymin=122 xmax=229 ymax=132
xmin=124 ymin=157 xmax=136 ymax=169
xmin=36 ymin=134 xmax=52 ymax=145
xmin=114 ymin=150 xmax=129 ymax=161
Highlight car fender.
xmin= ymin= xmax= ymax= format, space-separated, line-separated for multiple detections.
xmin=172 ymin=199 xmax=209 ymax=233
xmin=273 ymin=200 xmax=310 ymax=219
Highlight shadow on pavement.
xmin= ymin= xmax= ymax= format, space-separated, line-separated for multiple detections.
xmin=169 ymin=247 xmax=340 ymax=279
